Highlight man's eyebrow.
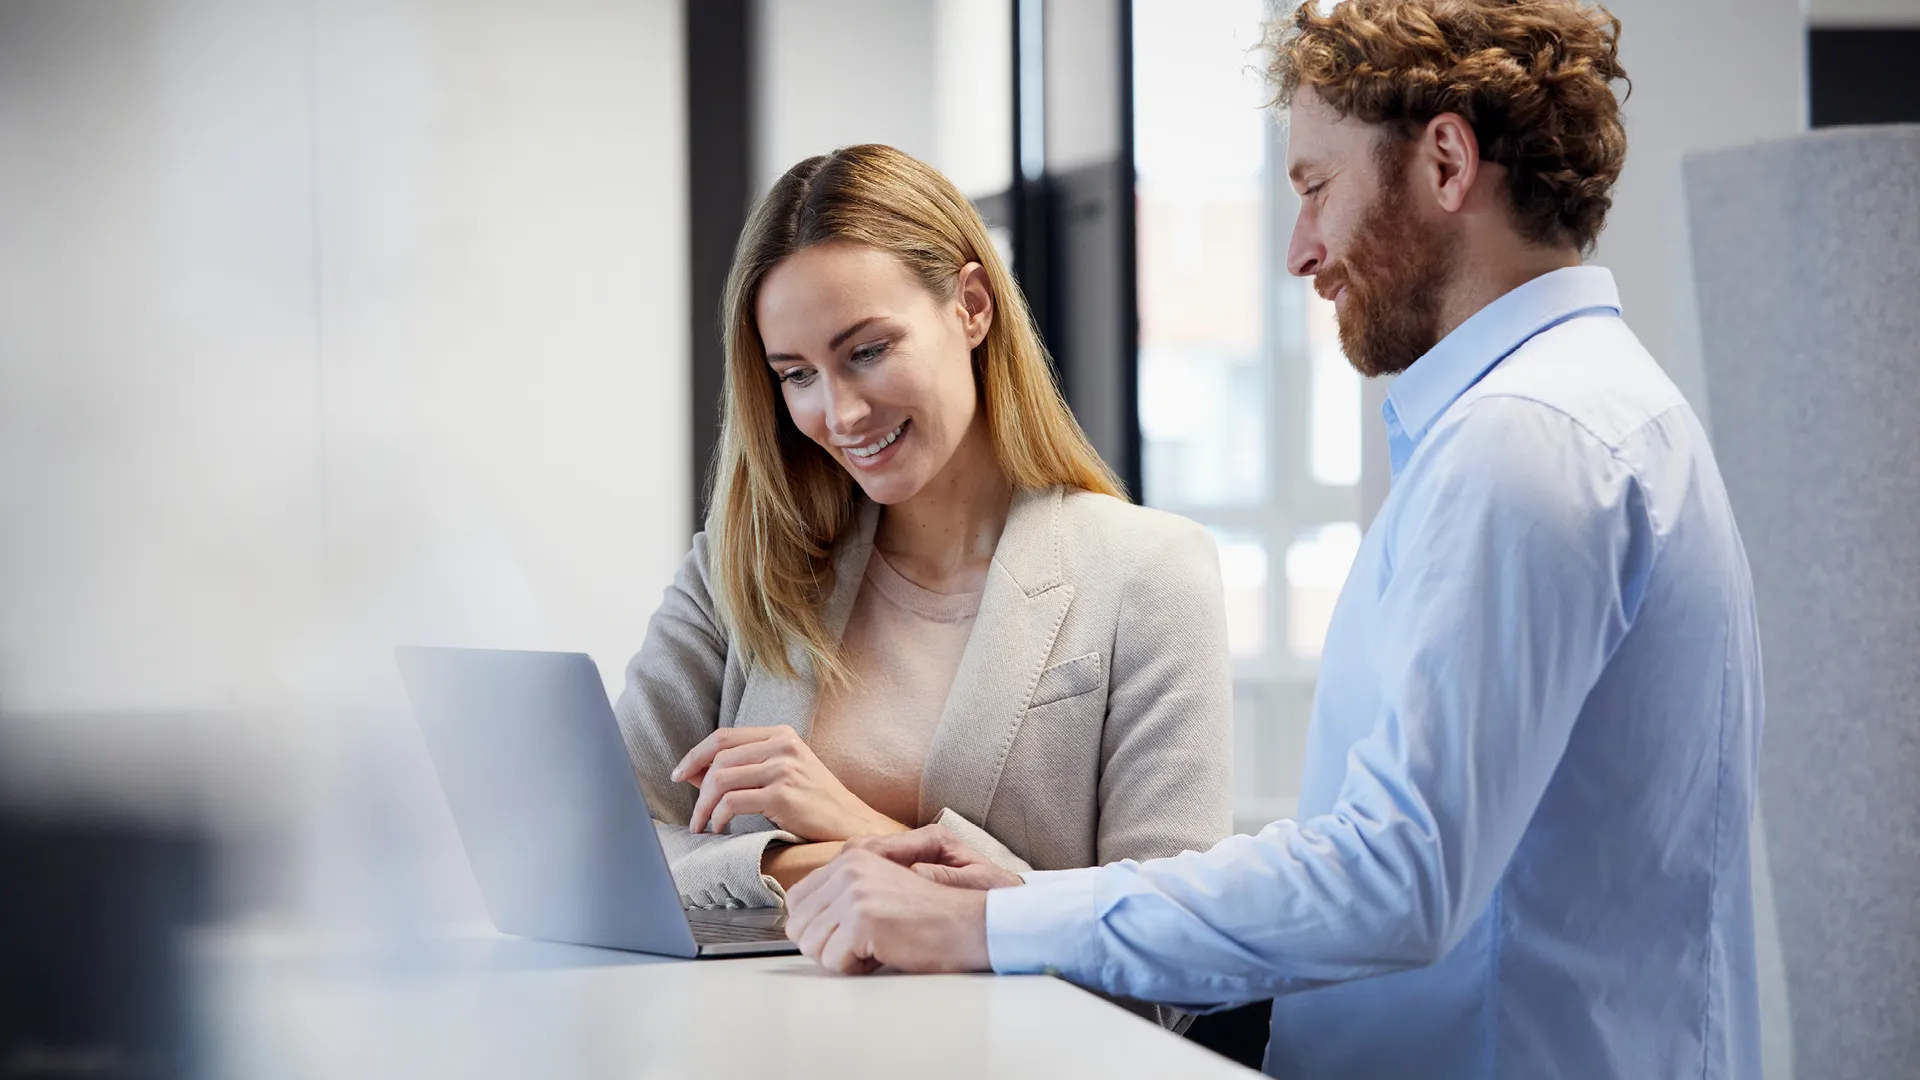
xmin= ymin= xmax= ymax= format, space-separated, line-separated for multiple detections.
xmin=766 ymin=316 xmax=885 ymax=365
xmin=1288 ymin=159 xmax=1316 ymax=184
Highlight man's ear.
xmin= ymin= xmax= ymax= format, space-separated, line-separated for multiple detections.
xmin=1421 ymin=113 xmax=1480 ymax=215
xmin=957 ymin=262 xmax=994 ymax=348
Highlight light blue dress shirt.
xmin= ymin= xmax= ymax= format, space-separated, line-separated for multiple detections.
xmin=987 ymin=267 xmax=1764 ymax=1079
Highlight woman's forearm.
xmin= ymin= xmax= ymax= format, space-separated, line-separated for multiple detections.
xmin=762 ymin=840 xmax=846 ymax=890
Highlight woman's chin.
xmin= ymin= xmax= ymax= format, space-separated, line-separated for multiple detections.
xmin=846 ymin=467 xmax=925 ymax=506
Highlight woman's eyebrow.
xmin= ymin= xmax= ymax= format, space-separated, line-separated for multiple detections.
xmin=767 ymin=316 xmax=886 ymax=365
xmin=828 ymin=315 xmax=884 ymax=350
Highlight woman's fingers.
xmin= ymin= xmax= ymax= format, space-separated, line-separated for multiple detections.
xmin=706 ymin=787 xmax=774 ymax=834
xmin=670 ymin=730 xmax=724 ymax=784
xmin=679 ymin=742 xmax=773 ymax=790
xmin=686 ymin=762 xmax=782 ymax=833
xmin=671 ymin=725 xmax=796 ymax=783
xmin=707 ymin=739 xmax=783 ymax=774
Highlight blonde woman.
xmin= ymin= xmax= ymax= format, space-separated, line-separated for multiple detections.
xmin=614 ymin=144 xmax=1231 ymax=914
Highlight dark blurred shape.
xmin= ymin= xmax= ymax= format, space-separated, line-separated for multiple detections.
xmin=1183 ymin=998 xmax=1271 ymax=1071
xmin=685 ymin=0 xmax=755 ymax=534
xmin=1809 ymin=29 xmax=1920 ymax=128
xmin=1012 ymin=0 xmax=1143 ymax=499
xmin=0 ymin=799 xmax=213 ymax=1079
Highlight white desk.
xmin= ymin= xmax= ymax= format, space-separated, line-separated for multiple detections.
xmin=197 ymin=926 xmax=1255 ymax=1079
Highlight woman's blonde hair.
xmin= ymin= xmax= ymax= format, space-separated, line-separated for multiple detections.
xmin=708 ymin=143 xmax=1122 ymax=687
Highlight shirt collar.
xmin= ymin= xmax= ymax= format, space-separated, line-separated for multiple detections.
xmin=1382 ymin=265 xmax=1622 ymax=462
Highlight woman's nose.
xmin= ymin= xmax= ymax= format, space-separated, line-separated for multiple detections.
xmin=823 ymin=375 xmax=871 ymax=434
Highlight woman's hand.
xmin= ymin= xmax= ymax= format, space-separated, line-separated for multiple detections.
xmin=671 ymin=725 xmax=909 ymax=841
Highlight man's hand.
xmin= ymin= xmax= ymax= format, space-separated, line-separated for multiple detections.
xmin=846 ymin=825 xmax=1025 ymax=891
xmin=671 ymin=726 xmax=908 ymax=841
xmin=784 ymin=848 xmax=993 ymax=975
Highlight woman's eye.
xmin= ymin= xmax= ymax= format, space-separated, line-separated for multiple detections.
xmin=779 ymin=368 xmax=815 ymax=386
xmin=850 ymin=341 xmax=890 ymax=365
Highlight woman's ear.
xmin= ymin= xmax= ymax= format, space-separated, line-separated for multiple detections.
xmin=957 ymin=262 xmax=994 ymax=349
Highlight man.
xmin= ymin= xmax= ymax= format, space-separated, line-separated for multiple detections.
xmin=782 ymin=1 xmax=1764 ymax=1076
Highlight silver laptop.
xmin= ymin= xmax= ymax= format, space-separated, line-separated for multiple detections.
xmin=395 ymin=646 xmax=798 ymax=958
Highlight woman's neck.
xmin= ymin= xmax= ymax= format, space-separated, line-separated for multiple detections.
xmin=874 ymin=418 xmax=1011 ymax=593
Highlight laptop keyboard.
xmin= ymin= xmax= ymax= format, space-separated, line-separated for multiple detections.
xmin=686 ymin=912 xmax=789 ymax=943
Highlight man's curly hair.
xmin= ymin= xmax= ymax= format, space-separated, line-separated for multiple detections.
xmin=1266 ymin=0 xmax=1630 ymax=253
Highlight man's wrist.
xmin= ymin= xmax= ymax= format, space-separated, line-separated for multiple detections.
xmin=942 ymin=887 xmax=993 ymax=971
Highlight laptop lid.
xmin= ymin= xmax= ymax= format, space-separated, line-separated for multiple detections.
xmin=395 ymin=647 xmax=700 ymax=958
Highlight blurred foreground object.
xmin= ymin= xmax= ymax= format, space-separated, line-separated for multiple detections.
xmin=0 ymin=712 xmax=216 ymax=1080
xmin=0 ymin=806 xmax=212 ymax=1079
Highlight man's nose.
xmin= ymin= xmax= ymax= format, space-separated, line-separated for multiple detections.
xmin=1288 ymin=213 xmax=1324 ymax=278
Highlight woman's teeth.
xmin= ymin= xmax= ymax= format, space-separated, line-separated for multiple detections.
xmin=846 ymin=423 xmax=904 ymax=459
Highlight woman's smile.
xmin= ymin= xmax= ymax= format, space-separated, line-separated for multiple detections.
xmin=841 ymin=420 xmax=909 ymax=469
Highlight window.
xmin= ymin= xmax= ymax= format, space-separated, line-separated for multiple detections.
xmin=1133 ymin=0 xmax=1363 ymax=833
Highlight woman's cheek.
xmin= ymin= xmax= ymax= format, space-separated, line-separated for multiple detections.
xmin=783 ymin=388 xmax=825 ymax=445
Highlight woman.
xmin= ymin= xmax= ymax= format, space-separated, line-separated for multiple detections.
xmin=614 ymin=143 xmax=1231 ymax=913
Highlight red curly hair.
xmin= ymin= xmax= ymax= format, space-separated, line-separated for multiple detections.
xmin=1266 ymin=0 xmax=1630 ymax=253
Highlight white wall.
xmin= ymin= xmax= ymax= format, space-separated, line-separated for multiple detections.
xmin=1806 ymin=0 xmax=1920 ymax=24
xmin=756 ymin=0 xmax=937 ymax=191
xmin=0 ymin=0 xmax=687 ymax=919
xmin=1360 ymin=2 xmax=1809 ymax=534
xmin=1044 ymin=0 xmax=1122 ymax=172
xmin=1588 ymin=0 xmax=1806 ymax=433
xmin=754 ymin=0 xmax=1011 ymax=197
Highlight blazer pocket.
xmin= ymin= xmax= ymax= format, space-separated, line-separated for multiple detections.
xmin=1028 ymin=652 xmax=1104 ymax=709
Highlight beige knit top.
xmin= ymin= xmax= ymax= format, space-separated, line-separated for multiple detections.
xmin=808 ymin=549 xmax=984 ymax=827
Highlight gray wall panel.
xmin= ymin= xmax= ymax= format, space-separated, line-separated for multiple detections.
xmin=1686 ymin=126 xmax=1920 ymax=1080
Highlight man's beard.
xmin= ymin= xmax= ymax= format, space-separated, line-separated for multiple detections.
xmin=1315 ymin=169 xmax=1460 ymax=378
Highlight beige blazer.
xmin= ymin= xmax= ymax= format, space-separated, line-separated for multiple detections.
xmin=613 ymin=486 xmax=1234 ymax=911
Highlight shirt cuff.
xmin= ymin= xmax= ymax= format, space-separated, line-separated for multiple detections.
xmin=985 ymin=865 xmax=1102 ymax=976
xmin=1017 ymin=868 xmax=1084 ymax=887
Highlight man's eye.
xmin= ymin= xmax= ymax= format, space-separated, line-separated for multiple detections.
xmin=1305 ymin=182 xmax=1326 ymax=198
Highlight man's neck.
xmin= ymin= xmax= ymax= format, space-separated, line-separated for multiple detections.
xmin=874 ymin=419 xmax=1011 ymax=590
xmin=1435 ymin=241 xmax=1584 ymax=344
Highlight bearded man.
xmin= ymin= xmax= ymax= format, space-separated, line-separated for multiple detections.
xmin=780 ymin=3 xmax=1765 ymax=1077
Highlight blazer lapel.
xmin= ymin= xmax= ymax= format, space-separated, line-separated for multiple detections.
xmin=729 ymin=498 xmax=879 ymax=741
xmin=918 ymin=486 xmax=1073 ymax=828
